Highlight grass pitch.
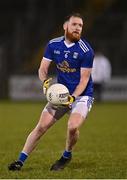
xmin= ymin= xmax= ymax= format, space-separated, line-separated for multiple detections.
xmin=0 ymin=101 xmax=127 ymax=179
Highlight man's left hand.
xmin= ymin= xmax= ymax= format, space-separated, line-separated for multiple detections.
xmin=62 ymin=95 xmax=75 ymax=107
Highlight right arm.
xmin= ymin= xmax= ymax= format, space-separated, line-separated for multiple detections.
xmin=38 ymin=58 xmax=52 ymax=82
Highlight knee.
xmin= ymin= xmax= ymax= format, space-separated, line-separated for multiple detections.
xmin=68 ymin=121 xmax=79 ymax=134
xmin=34 ymin=125 xmax=48 ymax=136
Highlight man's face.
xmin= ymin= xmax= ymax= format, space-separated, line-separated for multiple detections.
xmin=64 ymin=16 xmax=83 ymax=42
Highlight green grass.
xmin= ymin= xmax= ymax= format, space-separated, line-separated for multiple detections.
xmin=0 ymin=101 xmax=127 ymax=179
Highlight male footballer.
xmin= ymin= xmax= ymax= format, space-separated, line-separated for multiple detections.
xmin=8 ymin=13 xmax=94 ymax=171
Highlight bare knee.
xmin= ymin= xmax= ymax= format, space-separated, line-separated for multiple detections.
xmin=68 ymin=114 xmax=85 ymax=135
xmin=35 ymin=117 xmax=55 ymax=137
xmin=31 ymin=124 xmax=49 ymax=141
xmin=36 ymin=125 xmax=49 ymax=135
xmin=68 ymin=121 xmax=79 ymax=135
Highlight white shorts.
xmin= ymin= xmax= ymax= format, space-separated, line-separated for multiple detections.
xmin=43 ymin=96 xmax=94 ymax=120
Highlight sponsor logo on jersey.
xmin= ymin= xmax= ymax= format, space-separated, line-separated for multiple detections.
xmin=57 ymin=60 xmax=76 ymax=73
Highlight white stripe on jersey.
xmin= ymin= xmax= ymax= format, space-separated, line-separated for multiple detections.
xmin=49 ymin=36 xmax=64 ymax=44
xmin=79 ymin=40 xmax=89 ymax=53
xmin=43 ymin=57 xmax=52 ymax=61
xmin=79 ymin=39 xmax=89 ymax=51
xmin=79 ymin=43 xmax=89 ymax=53
xmin=79 ymin=41 xmax=89 ymax=52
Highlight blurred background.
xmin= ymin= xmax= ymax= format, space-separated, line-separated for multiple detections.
xmin=0 ymin=0 xmax=127 ymax=101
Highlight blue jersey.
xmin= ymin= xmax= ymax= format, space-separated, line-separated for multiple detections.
xmin=43 ymin=36 xmax=94 ymax=97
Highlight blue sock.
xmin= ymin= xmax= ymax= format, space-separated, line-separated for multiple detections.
xmin=63 ymin=150 xmax=72 ymax=159
xmin=18 ymin=151 xmax=28 ymax=163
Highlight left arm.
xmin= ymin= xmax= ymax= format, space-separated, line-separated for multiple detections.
xmin=72 ymin=67 xmax=92 ymax=98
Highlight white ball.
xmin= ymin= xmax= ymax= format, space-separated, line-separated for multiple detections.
xmin=46 ymin=83 xmax=69 ymax=105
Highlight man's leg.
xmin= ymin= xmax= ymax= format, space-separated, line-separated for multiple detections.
xmin=50 ymin=96 xmax=93 ymax=171
xmin=8 ymin=103 xmax=68 ymax=171
xmin=22 ymin=111 xmax=56 ymax=154
xmin=50 ymin=112 xmax=85 ymax=171
xmin=8 ymin=110 xmax=56 ymax=171
xmin=65 ymin=112 xmax=84 ymax=151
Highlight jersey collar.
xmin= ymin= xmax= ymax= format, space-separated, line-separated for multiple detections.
xmin=64 ymin=40 xmax=75 ymax=48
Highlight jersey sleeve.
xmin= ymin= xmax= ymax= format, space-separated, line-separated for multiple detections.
xmin=43 ymin=43 xmax=54 ymax=61
xmin=81 ymin=49 xmax=94 ymax=68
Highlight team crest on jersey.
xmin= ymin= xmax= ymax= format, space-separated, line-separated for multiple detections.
xmin=54 ymin=50 xmax=60 ymax=55
xmin=73 ymin=52 xmax=78 ymax=59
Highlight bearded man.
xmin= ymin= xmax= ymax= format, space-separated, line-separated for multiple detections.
xmin=8 ymin=13 xmax=94 ymax=171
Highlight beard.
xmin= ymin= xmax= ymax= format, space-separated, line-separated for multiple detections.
xmin=65 ymin=28 xmax=81 ymax=42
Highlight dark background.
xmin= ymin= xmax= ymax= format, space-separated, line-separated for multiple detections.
xmin=0 ymin=0 xmax=127 ymax=98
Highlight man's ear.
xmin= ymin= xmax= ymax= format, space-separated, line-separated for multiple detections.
xmin=63 ymin=21 xmax=67 ymax=30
